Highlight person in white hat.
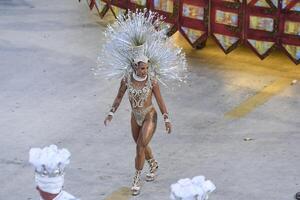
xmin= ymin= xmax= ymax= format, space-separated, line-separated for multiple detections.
xmin=29 ymin=144 xmax=79 ymax=200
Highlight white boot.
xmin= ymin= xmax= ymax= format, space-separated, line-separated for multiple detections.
xmin=131 ymin=170 xmax=142 ymax=195
xmin=146 ymin=158 xmax=158 ymax=182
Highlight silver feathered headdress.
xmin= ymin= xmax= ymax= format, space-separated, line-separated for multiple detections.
xmin=131 ymin=44 xmax=149 ymax=64
xmin=97 ymin=9 xmax=187 ymax=86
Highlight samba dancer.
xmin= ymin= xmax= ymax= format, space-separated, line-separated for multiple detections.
xmin=98 ymin=10 xmax=187 ymax=195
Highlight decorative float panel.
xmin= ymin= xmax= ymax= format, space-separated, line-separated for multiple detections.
xmin=128 ymin=0 xmax=148 ymax=10
xmin=79 ymin=0 xmax=300 ymax=64
xmin=149 ymin=0 xmax=180 ymax=36
xmin=210 ymin=0 xmax=243 ymax=54
xmin=109 ymin=0 xmax=128 ymax=18
xmin=280 ymin=0 xmax=300 ymax=64
xmin=179 ymin=0 xmax=209 ymax=48
xmin=94 ymin=0 xmax=110 ymax=18
xmin=244 ymin=0 xmax=280 ymax=59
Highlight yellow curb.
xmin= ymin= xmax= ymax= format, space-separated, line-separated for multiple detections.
xmin=225 ymin=78 xmax=293 ymax=119
xmin=104 ymin=187 xmax=131 ymax=200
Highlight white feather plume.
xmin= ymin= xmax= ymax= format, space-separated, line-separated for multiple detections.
xmin=97 ymin=9 xmax=187 ymax=86
xmin=29 ymin=144 xmax=71 ymax=176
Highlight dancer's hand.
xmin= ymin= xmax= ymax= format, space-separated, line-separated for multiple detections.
xmin=165 ymin=122 xmax=172 ymax=134
xmin=104 ymin=115 xmax=113 ymax=126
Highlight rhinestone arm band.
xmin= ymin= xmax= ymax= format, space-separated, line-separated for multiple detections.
xmin=108 ymin=111 xmax=114 ymax=116
xmin=107 ymin=106 xmax=116 ymax=117
xmin=162 ymin=113 xmax=169 ymax=118
xmin=162 ymin=113 xmax=171 ymax=123
xmin=110 ymin=106 xmax=116 ymax=113
xmin=164 ymin=118 xmax=171 ymax=123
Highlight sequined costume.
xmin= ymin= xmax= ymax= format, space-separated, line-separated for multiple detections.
xmin=127 ymin=73 xmax=154 ymax=126
xmin=99 ymin=9 xmax=187 ymax=196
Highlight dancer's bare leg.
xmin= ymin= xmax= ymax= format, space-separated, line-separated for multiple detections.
xmin=145 ymin=145 xmax=153 ymax=160
xmin=131 ymin=115 xmax=154 ymax=163
xmin=131 ymin=114 xmax=140 ymax=143
xmin=130 ymin=111 xmax=157 ymax=195
xmin=135 ymin=110 xmax=157 ymax=170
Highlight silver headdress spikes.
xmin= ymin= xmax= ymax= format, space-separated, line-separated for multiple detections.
xmin=97 ymin=9 xmax=187 ymax=86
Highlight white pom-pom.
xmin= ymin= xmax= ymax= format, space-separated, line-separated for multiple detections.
xmin=203 ymin=180 xmax=216 ymax=194
xmin=29 ymin=144 xmax=71 ymax=175
xmin=170 ymin=176 xmax=216 ymax=200
xmin=29 ymin=148 xmax=42 ymax=171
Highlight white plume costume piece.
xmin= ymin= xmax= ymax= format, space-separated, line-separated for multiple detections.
xmin=29 ymin=145 xmax=79 ymax=200
xmin=170 ymin=176 xmax=216 ymax=200
xmin=35 ymin=174 xmax=65 ymax=194
xmin=97 ymin=9 xmax=187 ymax=86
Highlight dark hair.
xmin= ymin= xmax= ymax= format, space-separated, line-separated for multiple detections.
xmin=137 ymin=61 xmax=146 ymax=65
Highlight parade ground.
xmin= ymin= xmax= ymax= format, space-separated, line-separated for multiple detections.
xmin=1 ymin=0 xmax=300 ymax=199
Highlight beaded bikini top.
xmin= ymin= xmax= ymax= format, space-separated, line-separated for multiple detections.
xmin=127 ymin=74 xmax=152 ymax=109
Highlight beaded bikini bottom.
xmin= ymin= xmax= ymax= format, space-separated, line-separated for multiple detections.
xmin=132 ymin=105 xmax=154 ymax=126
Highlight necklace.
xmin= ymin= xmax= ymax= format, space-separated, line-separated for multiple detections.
xmin=133 ymin=72 xmax=147 ymax=82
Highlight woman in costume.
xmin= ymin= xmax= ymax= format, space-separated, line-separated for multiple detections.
xmin=98 ymin=10 xmax=187 ymax=195
xmin=104 ymin=49 xmax=171 ymax=195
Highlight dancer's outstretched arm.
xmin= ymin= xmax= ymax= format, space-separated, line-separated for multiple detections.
xmin=104 ymin=78 xmax=127 ymax=126
xmin=152 ymin=80 xmax=172 ymax=133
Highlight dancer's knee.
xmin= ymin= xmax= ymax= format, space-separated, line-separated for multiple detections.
xmin=136 ymin=144 xmax=146 ymax=156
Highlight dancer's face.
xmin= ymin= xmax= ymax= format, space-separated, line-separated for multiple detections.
xmin=135 ymin=62 xmax=148 ymax=78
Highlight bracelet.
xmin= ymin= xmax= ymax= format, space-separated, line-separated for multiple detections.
xmin=110 ymin=106 xmax=116 ymax=113
xmin=162 ymin=113 xmax=169 ymax=118
xmin=108 ymin=111 xmax=114 ymax=116
xmin=164 ymin=118 xmax=171 ymax=123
